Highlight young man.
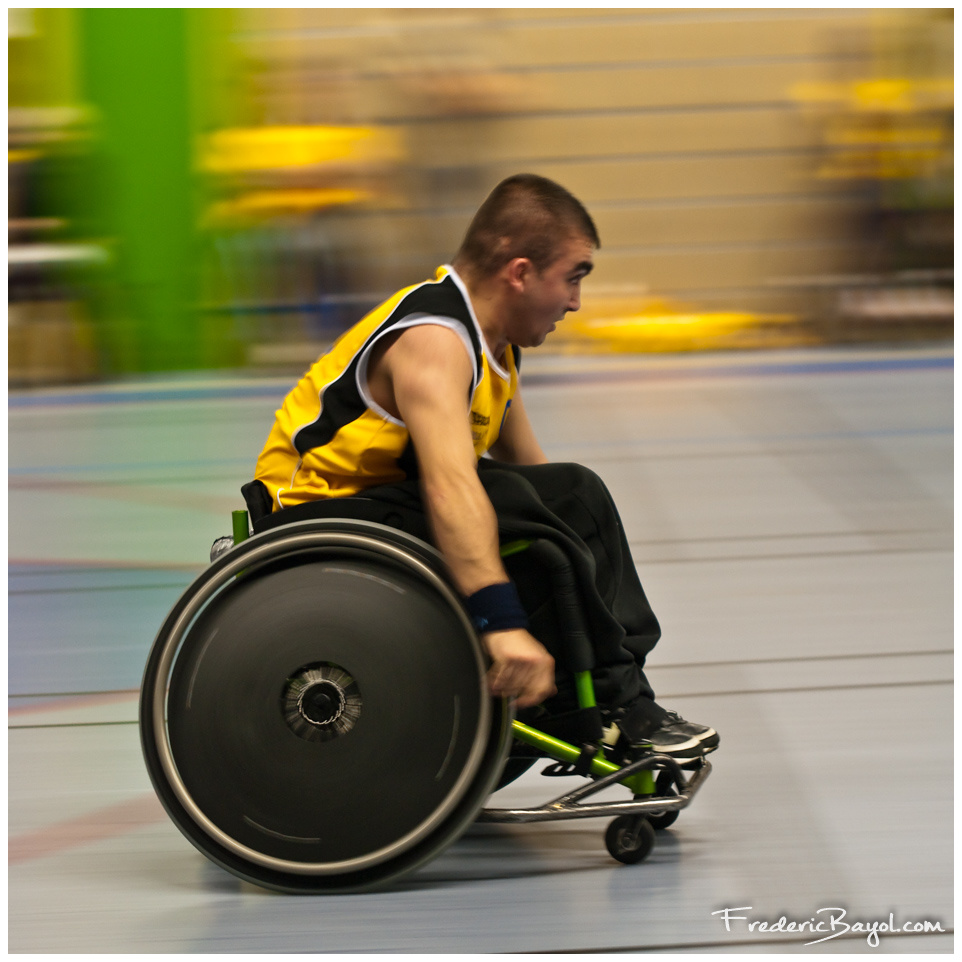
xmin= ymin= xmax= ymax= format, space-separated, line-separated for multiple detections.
xmin=251 ymin=174 xmax=718 ymax=762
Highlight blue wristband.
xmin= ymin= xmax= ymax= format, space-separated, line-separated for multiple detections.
xmin=464 ymin=582 xmax=529 ymax=634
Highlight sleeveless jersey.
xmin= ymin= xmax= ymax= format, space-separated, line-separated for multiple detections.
xmin=254 ymin=265 xmax=520 ymax=509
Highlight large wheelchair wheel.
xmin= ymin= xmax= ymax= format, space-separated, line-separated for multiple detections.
xmin=140 ymin=519 xmax=511 ymax=893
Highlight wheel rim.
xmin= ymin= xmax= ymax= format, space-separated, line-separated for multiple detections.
xmin=147 ymin=526 xmax=493 ymax=877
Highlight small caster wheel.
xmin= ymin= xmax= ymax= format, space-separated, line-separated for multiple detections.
xmin=605 ymin=815 xmax=655 ymax=864
xmin=647 ymin=770 xmax=680 ymax=830
xmin=647 ymin=808 xmax=679 ymax=831
xmin=647 ymin=806 xmax=679 ymax=831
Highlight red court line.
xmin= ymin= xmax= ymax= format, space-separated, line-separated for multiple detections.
xmin=8 ymin=690 xmax=139 ymax=717
xmin=9 ymin=793 xmax=168 ymax=865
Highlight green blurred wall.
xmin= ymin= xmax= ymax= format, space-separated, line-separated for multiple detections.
xmin=77 ymin=8 xmax=205 ymax=372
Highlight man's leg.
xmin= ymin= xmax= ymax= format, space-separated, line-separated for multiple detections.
xmin=479 ymin=460 xmax=718 ymax=760
xmin=353 ymin=463 xmax=718 ymax=761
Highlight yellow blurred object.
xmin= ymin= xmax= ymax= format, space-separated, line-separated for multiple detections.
xmin=828 ymin=124 xmax=944 ymax=147
xmin=551 ymin=307 xmax=797 ymax=354
xmin=816 ymin=147 xmax=944 ymax=181
xmin=791 ymin=77 xmax=953 ymax=113
xmin=207 ymin=188 xmax=370 ymax=223
xmin=8 ymin=148 xmax=42 ymax=163
xmin=791 ymin=75 xmax=952 ymax=182
xmin=202 ymin=125 xmax=405 ymax=173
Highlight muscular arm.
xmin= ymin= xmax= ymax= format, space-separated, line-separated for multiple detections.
xmin=375 ymin=325 xmax=555 ymax=707
xmin=386 ymin=326 xmax=504 ymax=593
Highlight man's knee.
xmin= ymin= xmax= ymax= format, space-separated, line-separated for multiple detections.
xmin=500 ymin=460 xmax=612 ymax=506
xmin=557 ymin=462 xmax=608 ymax=496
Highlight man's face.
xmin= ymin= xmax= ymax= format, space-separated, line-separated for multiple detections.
xmin=511 ymin=235 xmax=594 ymax=348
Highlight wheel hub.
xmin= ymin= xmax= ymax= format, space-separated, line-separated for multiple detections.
xmin=282 ymin=664 xmax=361 ymax=742
xmin=300 ymin=681 xmax=344 ymax=725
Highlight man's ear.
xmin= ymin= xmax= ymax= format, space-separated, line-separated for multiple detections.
xmin=503 ymin=256 xmax=533 ymax=293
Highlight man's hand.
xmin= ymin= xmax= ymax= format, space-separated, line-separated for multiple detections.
xmin=482 ymin=629 xmax=556 ymax=708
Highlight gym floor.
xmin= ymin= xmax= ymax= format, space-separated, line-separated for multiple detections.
xmin=9 ymin=345 xmax=953 ymax=953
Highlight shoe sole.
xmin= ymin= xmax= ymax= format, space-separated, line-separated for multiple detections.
xmin=649 ymin=735 xmax=701 ymax=755
xmin=656 ymin=721 xmax=720 ymax=755
xmin=636 ymin=733 xmax=702 ymax=760
xmin=696 ymin=729 xmax=719 ymax=750
xmin=648 ymin=737 xmax=719 ymax=765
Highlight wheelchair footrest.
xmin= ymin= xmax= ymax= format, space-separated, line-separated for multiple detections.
xmin=541 ymin=743 xmax=599 ymax=778
xmin=478 ymin=756 xmax=711 ymax=824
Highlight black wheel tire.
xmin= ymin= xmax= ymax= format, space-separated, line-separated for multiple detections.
xmin=140 ymin=519 xmax=512 ymax=893
xmin=647 ymin=770 xmax=681 ymax=830
xmin=605 ymin=815 xmax=656 ymax=865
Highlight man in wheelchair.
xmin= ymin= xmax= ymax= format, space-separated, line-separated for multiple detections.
xmin=245 ymin=173 xmax=719 ymax=769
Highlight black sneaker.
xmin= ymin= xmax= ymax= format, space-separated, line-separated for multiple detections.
xmin=614 ymin=700 xmax=719 ymax=763
xmin=660 ymin=710 xmax=719 ymax=753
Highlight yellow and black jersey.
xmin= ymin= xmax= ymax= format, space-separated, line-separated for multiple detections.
xmin=254 ymin=265 xmax=520 ymax=509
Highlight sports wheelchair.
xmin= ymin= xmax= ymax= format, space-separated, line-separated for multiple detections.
xmin=140 ymin=496 xmax=711 ymax=894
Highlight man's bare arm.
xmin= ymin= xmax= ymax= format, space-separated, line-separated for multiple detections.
xmin=379 ymin=325 xmax=556 ymax=707
xmin=386 ymin=325 xmax=503 ymax=593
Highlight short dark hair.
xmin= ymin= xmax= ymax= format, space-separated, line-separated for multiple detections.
xmin=454 ymin=173 xmax=600 ymax=278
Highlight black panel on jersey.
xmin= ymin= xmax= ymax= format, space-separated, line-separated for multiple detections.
xmin=292 ymin=276 xmax=481 ymax=457
xmin=292 ymin=362 xmax=368 ymax=456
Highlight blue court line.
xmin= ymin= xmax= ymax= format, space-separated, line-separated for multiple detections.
xmin=7 ymin=353 xmax=952 ymax=408
xmin=8 ymin=383 xmax=290 ymax=408
xmin=9 ymin=457 xmax=253 ymax=476
xmin=522 ymin=353 xmax=953 ymax=387
xmin=548 ymin=424 xmax=953 ymax=455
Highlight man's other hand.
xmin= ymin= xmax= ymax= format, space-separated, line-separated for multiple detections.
xmin=482 ymin=629 xmax=556 ymax=708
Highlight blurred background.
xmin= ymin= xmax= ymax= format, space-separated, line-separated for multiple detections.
xmin=8 ymin=7 xmax=953 ymax=386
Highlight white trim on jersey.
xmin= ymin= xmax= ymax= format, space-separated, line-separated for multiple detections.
xmin=355 ymin=313 xmax=479 ymax=427
xmin=444 ymin=264 xmax=512 ymax=383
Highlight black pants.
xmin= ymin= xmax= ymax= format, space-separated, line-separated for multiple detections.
xmin=475 ymin=461 xmax=660 ymax=712
xmin=255 ymin=461 xmax=661 ymax=714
